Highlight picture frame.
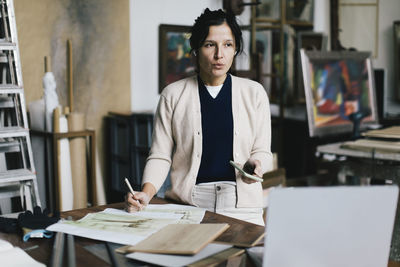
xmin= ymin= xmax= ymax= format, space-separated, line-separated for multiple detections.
xmin=300 ymin=49 xmax=378 ymax=137
xmin=338 ymin=0 xmax=379 ymax=57
xmin=159 ymin=24 xmax=195 ymax=93
xmin=394 ymin=21 xmax=400 ymax=100
xmin=233 ymin=26 xmax=273 ymax=95
xmin=296 ymin=32 xmax=327 ymax=101
xmin=256 ymin=0 xmax=280 ymax=20
xmin=256 ymin=0 xmax=314 ymax=23
xmin=255 ymin=29 xmax=273 ymax=96
xmin=286 ymin=0 xmax=314 ymax=23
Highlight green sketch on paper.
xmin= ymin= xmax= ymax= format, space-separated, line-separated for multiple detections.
xmin=63 ymin=213 xmax=179 ymax=236
xmin=141 ymin=205 xmax=205 ymax=224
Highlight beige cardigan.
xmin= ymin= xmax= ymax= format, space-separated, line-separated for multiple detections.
xmin=142 ymin=74 xmax=273 ymax=208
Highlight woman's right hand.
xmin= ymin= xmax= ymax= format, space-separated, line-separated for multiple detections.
xmin=124 ymin=183 xmax=156 ymax=213
xmin=125 ymin=191 xmax=150 ymax=212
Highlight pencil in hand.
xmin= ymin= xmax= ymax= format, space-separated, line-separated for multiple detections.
xmin=124 ymin=178 xmax=136 ymax=196
xmin=124 ymin=178 xmax=140 ymax=206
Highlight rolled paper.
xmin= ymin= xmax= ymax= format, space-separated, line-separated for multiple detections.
xmin=68 ymin=112 xmax=87 ymax=209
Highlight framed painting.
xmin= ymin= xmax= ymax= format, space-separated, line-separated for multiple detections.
xmin=395 ymin=21 xmax=400 ymax=100
xmin=159 ymin=24 xmax=195 ymax=93
xmin=338 ymin=0 xmax=379 ymax=57
xmin=296 ymin=32 xmax=327 ymax=102
xmin=300 ymin=49 xmax=378 ymax=137
xmin=255 ymin=0 xmax=280 ymax=20
xmin=286 ymin=0 xmax=314 ymax=23
xmin=256 ymin=0 xmax=314 ymax=23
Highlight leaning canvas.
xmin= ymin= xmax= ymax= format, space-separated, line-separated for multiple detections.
xmin=300 ymin=49 xmax=378 ymax=137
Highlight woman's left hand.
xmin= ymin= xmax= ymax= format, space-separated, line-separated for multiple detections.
xmin=241 ymin=159 xmax=263 ymax=184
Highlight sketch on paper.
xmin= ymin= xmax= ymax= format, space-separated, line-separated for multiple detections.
xmin=141 ymin=204 xmax=206 ymax=224
xmin=63 ymin=212 xmax=179 ymax=237
xmin=103 ymin=204 xmax=206 ymax=224
xmin=47 ymin=204 xmax=206 ymax=245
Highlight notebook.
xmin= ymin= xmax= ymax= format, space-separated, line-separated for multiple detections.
xmin=263 ymin=186 xmax=399 ymax=267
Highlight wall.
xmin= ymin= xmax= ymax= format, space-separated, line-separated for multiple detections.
xmin=14 ymin=0 xmax=131 ymax=204
xmin=130 ymin=0 xmax=225 ymax=112
xmin=373 ymin=0 xmax=400 ymax=115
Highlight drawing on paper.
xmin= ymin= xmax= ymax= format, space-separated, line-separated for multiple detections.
xmin=63 ymin=212 xmax=179 ymax=236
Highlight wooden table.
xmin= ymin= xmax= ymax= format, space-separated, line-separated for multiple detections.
xmin=0 ymin=198 xmax=264 ymax=266
xmin=2 ymin=197 xmax=400 ymax=266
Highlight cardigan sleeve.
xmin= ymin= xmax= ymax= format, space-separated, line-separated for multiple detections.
xmin=141 ymin=95 xmax=174 ymax=192
xmin=249 ymin=86 xmax=273 ymax=174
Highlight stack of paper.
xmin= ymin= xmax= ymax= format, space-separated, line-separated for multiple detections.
xmin=0 ymin=239 xmax=45 ymax=267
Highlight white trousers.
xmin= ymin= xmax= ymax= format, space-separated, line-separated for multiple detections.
xmin=192 ymin=183 xmax=265 ymax=226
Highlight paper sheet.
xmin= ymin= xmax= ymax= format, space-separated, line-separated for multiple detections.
xmin=47 ymin=204 xmax=206 ymax=245
xmin=68 ymin=112 xmax=87 ymax=209
xmin=105 ymin=204 xmax=206 ymax=224
xmin=58 ymin=115 xmax=73 ymax=211
xmin=47 ymin=210 xmax=182 ymax=245
xmin=126 ymin=243 xmax=232 ymax=267
xmin=0 ymin=239 xmax=45 ymax=267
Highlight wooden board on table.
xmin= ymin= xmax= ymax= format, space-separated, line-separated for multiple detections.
xmin=362 ymin=126 xmax=400 ymax=139
xmin=205 ymin=211 xmax=265 ymax=247
xmin=341 ymin=139 xmax=400 ymax=153
xmin=122 ymin=223 xmax=229 ymax=255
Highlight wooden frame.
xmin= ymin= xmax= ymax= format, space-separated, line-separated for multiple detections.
xmin=296 ymin=32 xmax=327 ymax=101
xmin=339 ymin=0 xmax=379 ymax=57
xmin=255 ymin=0 xmax=314 ymax=24
xmin=300 ymin=49 xmax=378 ymax=137
xmin=255 ymin=0 xmax=280 ymax=20
xmin=395 ymin=21 xmax=400 ymax=100
xmin=30 ymin=129 xmax=96 ymax=212
xmin=158 ymin=24 xmax=195 ymax=93
xmin=331 ymin=0 xmax=379 ymax=57
xmin=285 ymin=0 xmax=314 ymax=24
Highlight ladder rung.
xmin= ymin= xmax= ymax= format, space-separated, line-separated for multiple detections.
xmin=0 ymin=96 xmax=13 ymax=108
xmin=0 ymin=212 xmax=21 ymax=219
xmin=0 ymin=127 xmax=29 ymax=138
xmin=0 ymin=139 xmax=20 ymax=153
xmin=0 ymin=85 xmax=23 ymax=94
xmin=0 ymin=169 xmax=36 ymax=183
xmin=0 ymin=43 xmax=17 ymax=50
xmin=0 ymin=184 xmax=20 ymax=199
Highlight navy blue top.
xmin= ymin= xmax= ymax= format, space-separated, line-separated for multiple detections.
xmin=196 ymin=75 xmax=236 ymax=184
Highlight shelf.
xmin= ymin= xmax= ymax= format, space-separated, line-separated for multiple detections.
xmin=30 ymin=129 xmax=97 ymax=210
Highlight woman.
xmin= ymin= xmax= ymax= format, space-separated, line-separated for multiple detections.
xmin=125 ymin=8 xmax=272 ymax=225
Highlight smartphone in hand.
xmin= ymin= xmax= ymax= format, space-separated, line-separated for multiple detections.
xmin=229 ymin=161 xmax=263 ymax=182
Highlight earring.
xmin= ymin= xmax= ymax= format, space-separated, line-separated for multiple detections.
xmin=193 ymin=51 xmax=197 ymax=56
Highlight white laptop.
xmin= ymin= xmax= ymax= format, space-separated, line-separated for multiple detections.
xmin=263 ymin=186 xmax=399 ymax=267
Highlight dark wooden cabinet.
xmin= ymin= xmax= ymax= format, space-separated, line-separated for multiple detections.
xmin=105 ymin=112 xmax=153 ymax=202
